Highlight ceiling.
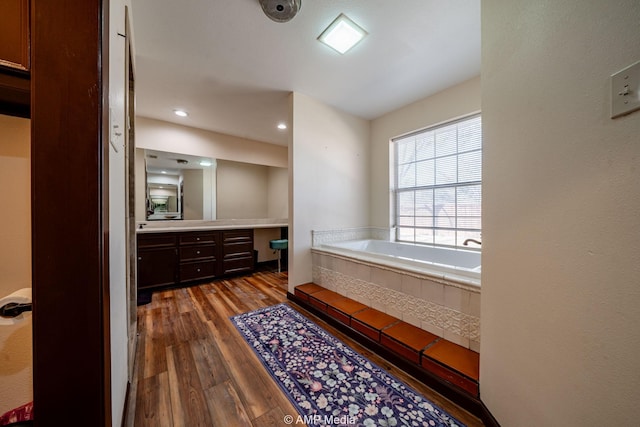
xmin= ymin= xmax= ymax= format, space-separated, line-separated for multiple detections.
xmin=131 ymin=0 xmax=480 ymax=146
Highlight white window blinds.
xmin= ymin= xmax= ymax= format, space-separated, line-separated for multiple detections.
xmin=394 ymin=114 xmax=482 ymax=248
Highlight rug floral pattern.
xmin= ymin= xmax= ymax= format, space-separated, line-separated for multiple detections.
xmin=231 ymin=303 xmax=465 ymax=427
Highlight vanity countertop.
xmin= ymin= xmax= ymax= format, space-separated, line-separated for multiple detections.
xmin=136 ymin=219 xmax=288 ymax=234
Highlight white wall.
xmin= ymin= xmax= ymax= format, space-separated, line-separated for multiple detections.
xmin=481 ymin=1 xmax=640 ymax=425
xmin=0 ymin=115 xmax=32 ymax=415
xmin=289 ymin=93 xmax=370 ymax=290
xmin=108 ymin=0 xmax=131 ymax=424
xmin=136 ymin=116 xmax=287 ymax=168
xmin=370 ymin=77 xmax=481 ymax=228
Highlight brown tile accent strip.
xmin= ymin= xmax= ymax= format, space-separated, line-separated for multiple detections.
xmin=326 ymin=297 xmax=369 ymax=325
xmin=420 ymin=357 xmax=479 ymax=396
xmin=308 ymin=289 xmax=345 ymax=312
xmin=423 ymin=340 xmax=480 ymax=381
xmin=328 ymin=298 xmax=368 ymax=316
xmin=351 ymin=308 xmax=398 ymax=342
xmin=293 ymin=282 xmax=482 ymax=399
xmin=381 ymin=322 xmax=438 ymax=364
xmin=327 ymin=306 xmax=351 ymax=325
xmin=294 ymin=283 xmax=325 ymax=302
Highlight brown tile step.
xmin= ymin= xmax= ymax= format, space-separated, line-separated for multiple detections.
xmin=326 ymin=298 xmax=369 ymax=325
xmin=381 ymin=321 xmax=438 ymax=364
xmin=292 ymin=283 xmax=481 ymax=397
xmin=294 ymin=283 xmax=326 ymax=301
xmin=308 ymin=290 xmax=346 ymax=311
xmin=351 ymin=308 xmax=399 ymax=342
xmin=421 ymin=339 xmax=480 ymax=396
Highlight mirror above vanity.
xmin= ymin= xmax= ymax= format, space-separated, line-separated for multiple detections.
xmin=139 ymin=148 xmax=288 ymax=222
xmin=145 ymin=150 xmax=215 ymax=220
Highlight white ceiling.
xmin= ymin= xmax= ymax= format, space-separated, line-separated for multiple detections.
xmin=131 ymin=0 xmax=480 ymax=146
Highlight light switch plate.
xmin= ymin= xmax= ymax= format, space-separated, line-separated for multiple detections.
xmin=611 ymin=60 xmax=640 ymax=119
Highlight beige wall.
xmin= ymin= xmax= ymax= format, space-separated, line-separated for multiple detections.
xmin=481 ymin=1 xmax=640 ymax=425
xmin=289 ymin=92 xmax=370 ymax=289
xmin=216 ymin=159 xmax=268 ymax=219
xmin=267 ymin=166 xmax=288 ymax=219
xmin=0 ymin=114 xmax=32 ymax=414
xmin=370 ymin=76 xmax=481 ymax=228
xmin=183 ymin=169 xmax=204 ymax=220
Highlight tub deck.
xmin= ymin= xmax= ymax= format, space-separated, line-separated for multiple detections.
xmin=315 ymin=239 xmax=481 ymax=288
xmin=293 ymin=283 xmax=480 ymax=397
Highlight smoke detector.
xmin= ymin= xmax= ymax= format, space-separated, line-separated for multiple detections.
xmin=259 ymin=0 xmax=301 ymax=23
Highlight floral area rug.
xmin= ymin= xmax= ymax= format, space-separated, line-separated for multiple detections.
xmin=231 ymin=303 xmax=465 ymax=427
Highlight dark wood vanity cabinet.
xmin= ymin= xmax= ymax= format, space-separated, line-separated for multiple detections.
xmin=137 ymin=234 xmax=178 ymax=289
xmin=0 ymin=0 xmax=30 ymax=71
xmin=178 ymin=231 xmax=218 ymax=283
xmin=137 ymin=229 xmax=254 ymax=291
xmin=0 ymin=0 xmax=31 ymax=117
xmin=221 ymin=229 xmax=255 ymax=276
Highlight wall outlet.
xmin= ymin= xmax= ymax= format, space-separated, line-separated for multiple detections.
xmin=611 ymin=60 xmax=640 ymax=119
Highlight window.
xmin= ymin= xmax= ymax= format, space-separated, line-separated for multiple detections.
xmin=393 ymin=114 xmax=481 ymax=248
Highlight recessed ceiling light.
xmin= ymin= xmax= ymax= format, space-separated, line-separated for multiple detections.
xmin=174 ymin=109 xmax=188 ymax=117
xmin=199 ymin=161 xmax=212 ymax=167
xmin=161 ymin=171 xmax=167 ymax=174
xmin=277 ymin=123 xmax=287 ymax=130
xmin=318 ymin=14 xmax=367 ymax=54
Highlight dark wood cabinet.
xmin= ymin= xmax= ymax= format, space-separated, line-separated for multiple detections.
xmin=0 ymin=0 xmax=30 ymax=71
xmin=0 ymin=0 xmax=30 ymax=117
xmin=178 ymin=231 xmax=218 ymax=283
xmin=221 ymin=229 xmax=254 ymax=275
xmin=136 ymin=228 xmax=254 ymax=291
xmin=137 ymin=234 xmax=178 ymax=289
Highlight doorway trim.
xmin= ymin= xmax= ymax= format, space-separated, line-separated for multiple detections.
xmin=31 ymin=0 xmax=112 ymax=425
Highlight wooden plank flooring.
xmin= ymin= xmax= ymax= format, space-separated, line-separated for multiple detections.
xmin=125 ymin=270 xmax=483 ymax=426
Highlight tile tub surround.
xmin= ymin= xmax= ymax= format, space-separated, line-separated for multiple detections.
xmin=311 ymin=227 xmax=393 ymax=246
xmin=311 ymin=250 xmax=481 ymax=351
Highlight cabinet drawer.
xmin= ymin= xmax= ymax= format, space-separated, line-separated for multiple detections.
xmin=222 ymin=255 xmax=254 ymax=275
xmin=180 ymin=260 xmax=216 ymax=282
xmin=222 ymin=229 xmax=253 ymax=243
xmin=179 ymin=232 xmax=217 ymax=245
xmin=138 ymin=233 xmax=177 ymax=249
xmin=180 ymin=245 xmax=215 ymax=261
xmin=223 ymin=241 xmax=253 ymax=257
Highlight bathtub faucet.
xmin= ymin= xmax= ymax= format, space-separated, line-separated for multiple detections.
xmin=463 ymin=238 xmax=482 ymax=246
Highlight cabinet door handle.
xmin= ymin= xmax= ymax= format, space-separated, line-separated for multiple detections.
xmin=138 ymin=257 xmax=142 ymax=261
xmin=196 ymin=268 xmax=201 ymax=272
xmin=196 ymin=250 xmax=200 ymax=254
xmin=196 ymin=237 xmax=200 ymax=241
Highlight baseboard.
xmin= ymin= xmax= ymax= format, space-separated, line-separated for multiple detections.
xmin=287 ymin=292 xmax=500 ymax=427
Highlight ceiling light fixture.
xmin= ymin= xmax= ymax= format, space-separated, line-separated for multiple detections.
xmin=277 ymin=123 xmax=287 ymax=130
xmin=174 ymin=109 xmax=188 ymax=117
xmin=199 ymin=161 xmax=212 ymax=167
xmin=318 ymin=13 xmax=367 ymax=54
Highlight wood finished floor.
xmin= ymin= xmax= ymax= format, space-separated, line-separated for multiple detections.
xmin=125 ymin=270 xmax=483 ymax=426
